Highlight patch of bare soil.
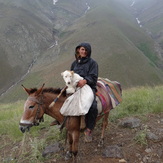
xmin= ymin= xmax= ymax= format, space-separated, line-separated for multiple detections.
xmin=0 ymin=113 xmax=162 ymax=163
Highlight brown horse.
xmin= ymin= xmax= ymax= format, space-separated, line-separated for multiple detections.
xmin=19 ymin=81 xmax=121 ymax=163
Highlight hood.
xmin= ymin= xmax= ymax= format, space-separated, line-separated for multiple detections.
xmin=75 ymin=42 xmax=92 ymax=58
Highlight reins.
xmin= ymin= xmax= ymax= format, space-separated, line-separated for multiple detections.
xmin=33 ymin=95 xmax=44 ymax=125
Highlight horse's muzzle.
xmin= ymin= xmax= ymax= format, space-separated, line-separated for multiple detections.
xmin=19 ymin=121 xmax=40 ymax=133
xmin=19 ymin=123 xmax=33 ymax=133
xmin=19 ymin=125 xmax=30 ymax=133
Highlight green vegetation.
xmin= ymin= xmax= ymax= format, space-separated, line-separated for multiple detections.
xmin=0 ymin=86 xmax=162 ymax=140
xmin=110 ymin=85 xmax=163 ymax=121
xmin=137 ymin=43 xmax=157 ymax=64
xmin=0 ymin=85 xmax=162 ymax=162
xmin=133 ymin=124 xmax=148 ymax=146
xmin=134 ymin=129 xmax=148 ymax=146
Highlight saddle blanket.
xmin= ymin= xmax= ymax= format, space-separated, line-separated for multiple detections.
xmin=97 ymin=77 xmax=122 ymax=108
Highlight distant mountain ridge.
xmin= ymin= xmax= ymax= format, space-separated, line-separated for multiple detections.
xmin=0 ymin=0 xmax=163 ymax=102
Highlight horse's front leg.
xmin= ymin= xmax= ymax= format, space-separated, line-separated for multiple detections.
xmin=65 ymin=132 xmax=73 ymax=161
xmin=72 ymin=131 xmax=80 ymax=163
xmin=98 ymin=112 xmax=109 ymax=147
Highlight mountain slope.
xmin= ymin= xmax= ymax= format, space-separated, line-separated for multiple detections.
xmin=0 ymin=0 xmax=91 ymax=95
xmin=0 ymin=0 xmax=55 ymax=94
xmin=127 ymin=0 xmax=163 ymax=68
xmin=0 ymin=0 xmax=163 ymax=102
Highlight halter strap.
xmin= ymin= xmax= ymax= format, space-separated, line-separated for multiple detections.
xmin=27 ymin=96 xmax=44 ymax=125
xmin=27 ymin=97 xmax=43 ymax=104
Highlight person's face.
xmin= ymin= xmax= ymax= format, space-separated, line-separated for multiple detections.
xmin=78 ymin=47 xmax=87 ymax=58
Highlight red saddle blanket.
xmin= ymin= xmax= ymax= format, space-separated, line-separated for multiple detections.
xmin=96 ymin=77 xmax=122 ymax=112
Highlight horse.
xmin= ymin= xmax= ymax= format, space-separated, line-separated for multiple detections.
xmin=19 ymin=80 xmax=122 ymax=163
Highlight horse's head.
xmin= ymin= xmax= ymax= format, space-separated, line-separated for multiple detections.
xmin=19 ymin=84 xmax=45 ymax=133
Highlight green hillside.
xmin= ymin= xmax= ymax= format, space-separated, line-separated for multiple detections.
xmin=127 ymin=0 xmax=163 ymax=68
xmin=0 ymin=0 xmax=163 ymax=103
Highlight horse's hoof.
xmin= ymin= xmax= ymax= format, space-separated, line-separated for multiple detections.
xmin=98 ymin=139 xmax=104 ymax=147
xmin=65 ymin=151 xmax=72 ymax=161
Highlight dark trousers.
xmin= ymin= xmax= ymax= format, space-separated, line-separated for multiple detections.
xmin=85 ymin=90 xmax=98 ymax=130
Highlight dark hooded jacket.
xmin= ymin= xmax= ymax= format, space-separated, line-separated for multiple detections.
xmin=70 ymin=43 xmax=98 ymax=90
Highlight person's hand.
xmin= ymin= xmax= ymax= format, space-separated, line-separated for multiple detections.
xmin=77 ymin=79 xmax=87 ymax=88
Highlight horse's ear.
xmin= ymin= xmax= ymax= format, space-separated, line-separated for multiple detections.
xmin=21 ymin=85 xmax=31 ymax=95
xmin=36 ymin=83 xmax=45 ymax=95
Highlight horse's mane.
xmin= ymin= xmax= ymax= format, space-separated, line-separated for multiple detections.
xmin=29 ymin=88 xmax=38 ymax=94
xmin=29 ymin=87 xmax=66 ymax=96
xmin=42 ymin=88 xmax=62 ymax=94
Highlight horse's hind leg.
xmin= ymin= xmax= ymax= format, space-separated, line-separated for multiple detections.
xmin=98 ymin=112 xmax=109 ymax=147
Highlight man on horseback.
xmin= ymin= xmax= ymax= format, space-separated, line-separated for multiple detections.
xmin=71 ymin=42 xmax=98 ymax=142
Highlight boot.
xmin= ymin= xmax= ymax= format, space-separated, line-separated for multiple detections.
xmin=84 ymin=128 xmax=92 ymax=142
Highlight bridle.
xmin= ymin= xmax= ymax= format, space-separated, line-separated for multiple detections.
xmin=19 ymin=95 xmax=44 ymax=127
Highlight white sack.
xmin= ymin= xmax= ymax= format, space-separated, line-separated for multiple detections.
xmin=60 ymin=85 xmax=94 ymax=116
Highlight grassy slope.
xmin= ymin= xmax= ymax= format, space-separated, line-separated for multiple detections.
xmin=0 ymin=0 xmax=163 ymax=103
xmin=57 ymin=0 xmax=163 ymax=87
xmin=1 ymin=86 xmax=163 ymax=137
xmin=130 ymin=0 xmax=163 ymax=57
xmin=0 ymin=85 xmax=162 ymax=162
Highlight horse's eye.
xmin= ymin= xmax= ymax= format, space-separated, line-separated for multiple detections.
xmin=29 ymin=105 xmax=35 ymax=109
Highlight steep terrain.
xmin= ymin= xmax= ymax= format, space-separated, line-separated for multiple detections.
xmin=0 ymin=0 xmax=90 ymax=96
xmin=0 ymin=0 xmax=163 ymax=102
xmin=0 ymin=0 xmax=54 ymax=94
xmin=125 ymin=0 xmax=163 ymax=68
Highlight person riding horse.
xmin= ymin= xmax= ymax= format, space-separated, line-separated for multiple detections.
xmin=70 ymin=42 xmax=98 ymax=142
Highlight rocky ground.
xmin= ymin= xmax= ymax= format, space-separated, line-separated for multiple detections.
xmin=43 ymin=113 xmax=163 ymax=163
xmin=1 ymin=113 xmax=162 ymax=163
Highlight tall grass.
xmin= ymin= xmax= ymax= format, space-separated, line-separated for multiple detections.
xmin=0 ymin=100 xmax=59 ymax=140
xmin=0 ymin=100 xmax=64 ymax=162
xmin=110 ymin=85 xmax=163 ymax=122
